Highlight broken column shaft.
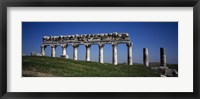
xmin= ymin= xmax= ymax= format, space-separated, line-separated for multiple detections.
xmin=143 ymin=48 xmax=149 ymax=67
xmin=99 ymin=44 xmax=104 ymax=63
xmin=160 ymin=48 xmax=166 ymax=67
xmin=127 ymin=43 xmax=133 ymax=65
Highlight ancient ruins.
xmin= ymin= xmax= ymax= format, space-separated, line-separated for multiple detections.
xmin=143 ymin=48 xmax=167 ymax=67
xmin=41 ymin=32 xmax=133 ymax=65
xmin=39 ymin=32 xmax=177 ymax=76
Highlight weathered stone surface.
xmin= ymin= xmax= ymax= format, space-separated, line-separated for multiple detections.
xmin=60 ymin=55 xmax=66 ymax=57
xmin=85 ymin=44 xmax=91 ymax=61
xmin=112 ymin=43 xmax=118 ymax=65
xmin=73 ymin=44 xmax=79 ymax=60
xmin=42 ymin=32 xmax=130 ymax=44
xmin=61 ymin=55 xmax=69 ymax=59
xmin=31 ymin=52 xmax=35 ymax=56
xmin=160 ymin=48 xmax=166 ymax=67
xmin=127 ymin=43 xmax=132 ymax=65
xmin=41 ymin=32 xmax=133 ymax=65
xmin=51 ymin=45 xmax=57 ymax=57
xmin=151 ymin=66 xmax=178 ymax=77
xmin=61 ymin=44 xmax=67 ymax=56
xmin=40 ymin=45 xmax=46 ymax=56
xmin=143 ymin=48 xmax=149 ymax=67
xmin=98 ymin=43 xmax=104 ymax=63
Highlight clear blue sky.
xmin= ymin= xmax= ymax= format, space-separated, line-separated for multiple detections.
xmin=22 ymin=22 xmax=178 ymax=64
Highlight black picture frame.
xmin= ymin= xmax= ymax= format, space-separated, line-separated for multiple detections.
xmin=0 ymin=0 xmax=199 ymax=99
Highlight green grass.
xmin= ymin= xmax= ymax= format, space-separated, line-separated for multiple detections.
xmin=22 ymin=56 xmax=161 ymax=77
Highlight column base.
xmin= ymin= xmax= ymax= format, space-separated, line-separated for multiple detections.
xmin=60 ymin=55 xmax=69 ymax=59
xmin=60 ymin=55 xmax=66 ymax=57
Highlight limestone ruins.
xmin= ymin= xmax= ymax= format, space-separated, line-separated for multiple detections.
xmin=41 ymin=32 xmax=133 ymax=65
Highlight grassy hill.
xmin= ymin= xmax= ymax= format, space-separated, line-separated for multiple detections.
xmin=22 ymin=56 xmax=162 ymax=77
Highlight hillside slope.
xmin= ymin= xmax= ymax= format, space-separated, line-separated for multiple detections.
xmin=22 ymin=56 xmax=161 ymax=77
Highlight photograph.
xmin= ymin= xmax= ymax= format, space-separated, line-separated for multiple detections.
xmin=1 ymin=0 xmax=199 ymax=98
xmin=22 ymin=22 xmax=178 ymax=77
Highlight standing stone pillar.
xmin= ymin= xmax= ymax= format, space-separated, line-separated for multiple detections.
xmin=85 ymin=44 xmax=91 ymax=61
xmin=40 ymin=45 xmax=46 ymax=56
xmin=31 ymin=52 xmax=35 ymax=56
xmin=127 ymin=43 xmax=133 ymax=65
xmin=143 ymin=48 xmax=149 ymax=67
xmin=112 ymin=43 xmax=118 ymax=65
xmin=98 ymin=43 xmax=104 ymax=63
xmin=51 ymin=45 xmax=57 ymax=57
xmin=160 ymin=48 xmax=166 ymax=67
xmin=73 ymin=44 xmax=79 ymax=60
xmin=61 ymin=44 xmax=68 ymax=57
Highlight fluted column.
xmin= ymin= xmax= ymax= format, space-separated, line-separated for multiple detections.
xmin=98 ymin=43 xmax=104 ymax=63
xmin=40 ymin=45 xmax=46 ymax=56
xmin=127 ymin=43 xmax=133 ymax=65
xmin=51 ymin=45 xmax=57 ymax=57
xmin=143 ymin=48 xmax=149 ymax=67
xmin=73 ymin=44 xmax=79 ymax=60
xmin=85 ymin=44 xmax=91 ymax=61
xmin=160 ymin=48 xmax=166 ymax=67
xmin=112 ymin=43 xmax=118 ymax=65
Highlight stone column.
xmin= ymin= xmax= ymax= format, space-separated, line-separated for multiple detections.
xmin=61 ymin=44 xmax=67 ymax=57
xmin=160 ymin=48 xmax=166 ymax=67
xmin=73 ymin=44 xmax=79 ymax=60
xmin=98 ymin=43 xmax=104 ymax=63
xmin=143 ymin=48 xmax=149 ymax=67
xmin=40 ymin=45 xmax=46 ymax=56
xmin=127 ymin=43 xmax=133 ymax=65
xmin=112 ymin=43 xmax=118 ymax=65
xmin=31 ymin=52 xmax=35 ymax=56
xmin=51 ymin=45 xmax=56 ymax=57
xmin=85 ymin=44 xmax=91 ymax=61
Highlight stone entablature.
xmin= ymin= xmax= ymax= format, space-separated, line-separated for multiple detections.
xmin=41 ymin=32 xmax=133 ymax=65
xmin=42 ymin=32 xmax=130 ymax=45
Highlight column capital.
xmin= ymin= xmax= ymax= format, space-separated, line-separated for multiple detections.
xmin=85 ymin=44 xmax=91 ymax=48
xmin=41 ymin=45 xmax=47 ymax=48
xmin=98 ymin=43 xmax=104 ymax=48
xmin=111 ymin=42 xmax=118 ymax=46
xmin=126 ymin=42 xmax=132 ymax=47
xmin=73 ymin=44 xmax=79 ymax=48
xmin=51 ymin=45 xmax=57 ymax=48
xmin=61 ymin=44 xmax=68 ymax=48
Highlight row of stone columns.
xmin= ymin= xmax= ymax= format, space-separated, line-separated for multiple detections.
xmin=143 ymin=48 xmax=166 ymax=67
xmin=41 ymin=43 xmax=133 ymax=65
